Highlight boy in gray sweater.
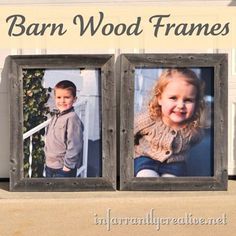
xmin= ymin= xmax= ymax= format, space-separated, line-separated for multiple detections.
xmin=44 ymin=80 xmax=83 ymax=178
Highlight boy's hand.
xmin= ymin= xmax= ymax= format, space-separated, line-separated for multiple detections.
xmin=62 ymin=166 xmax=71 ymax=172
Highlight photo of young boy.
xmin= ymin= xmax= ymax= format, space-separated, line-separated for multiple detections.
xmin=23 ymin=68 xmax=102 ymax=179
xmin=44 ymin=80 xmax=83 ymax=178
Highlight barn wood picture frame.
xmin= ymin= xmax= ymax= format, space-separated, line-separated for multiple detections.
xmin=6 ymin=54 xmax=116 ymax=191
xmin=119 ymin=53 xmax=228 ymax=191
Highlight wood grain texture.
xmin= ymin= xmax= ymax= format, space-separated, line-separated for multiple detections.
xmin=6 ymin=54 xmax=116 ymax=191
xmin=119 ymin=53 xmax=228 ymax=191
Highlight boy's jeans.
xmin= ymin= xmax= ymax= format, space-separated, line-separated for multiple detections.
xmin=45 ymin=165 xmax=77 ymax=178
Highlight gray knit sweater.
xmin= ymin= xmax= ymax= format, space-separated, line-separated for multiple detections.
xmin=134 ymin=112 xmax=204 ymax=163
xmin=44 ymin=107 xmax=83 ymax=169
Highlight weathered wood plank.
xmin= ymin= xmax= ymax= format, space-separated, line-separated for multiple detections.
xmin=119 ymin=53 xmax=228 ymax=191
xmin=5 ymin=54 xmax=116 ymax=191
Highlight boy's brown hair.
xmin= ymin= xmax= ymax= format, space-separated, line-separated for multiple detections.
xmin=54 ymin=80 xmax=77 ymax=97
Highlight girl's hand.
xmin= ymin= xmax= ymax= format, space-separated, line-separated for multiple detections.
xmin=62 ymin=166 xmax=71 ymax=172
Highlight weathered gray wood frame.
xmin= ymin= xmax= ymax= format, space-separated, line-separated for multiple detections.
xmin=6 ymin=54 xmax=116 ymax=191
xmin=119 ymin=53 xmax=228 ymax=191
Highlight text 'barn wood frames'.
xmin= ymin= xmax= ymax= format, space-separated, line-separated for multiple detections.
xmin=5 ymin=12 xmax=230 ymax=37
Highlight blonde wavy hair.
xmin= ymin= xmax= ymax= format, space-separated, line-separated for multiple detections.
xmin=149 ymin=68 xmax=205 ymax=128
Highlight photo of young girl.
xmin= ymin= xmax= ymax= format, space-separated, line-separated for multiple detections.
xmin=134 ymin=68 xmax=207 ymax=177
